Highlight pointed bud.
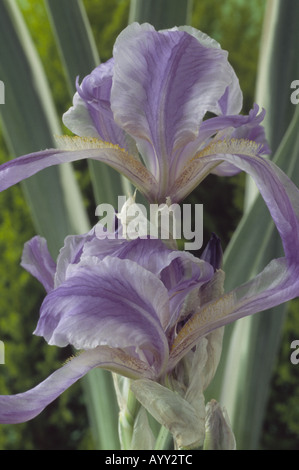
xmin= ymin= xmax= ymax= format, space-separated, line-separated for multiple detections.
xmin=201 ymin=233 xmax=223 ymax=270
xmin=204 ymin=400 xmax=236 ymax=450
xmin=131 ymin=407 xmax=155 ymax=450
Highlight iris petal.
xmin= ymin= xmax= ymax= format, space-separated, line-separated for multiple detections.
xmin=169 ymin=149 xmax=299 ymax=366
xmin=111 ymin=22 xmax=237 ymax=198
xmin=0 ymin=138 xmax=157 ymax=201
xmin=63 ymin=59 xmax=137 ymax=154
xmin=0 ymin=347 xmax=154 ymax=424
xmin=35 ymin=256 xmax=170 ymax=376
xmin=21 ymin=236 xmax=56 ymax=293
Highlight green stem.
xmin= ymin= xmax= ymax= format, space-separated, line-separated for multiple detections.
xmin=154 ymin=425 xmax=172 ymax=450
xmin=119 ymin=386 xmax=141 ymax=450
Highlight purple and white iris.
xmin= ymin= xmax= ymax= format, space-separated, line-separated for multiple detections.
xmin=0 ymin=23 xmax=299 ymax=426
xmin=0 ymin=23 xmax=269 ymax=204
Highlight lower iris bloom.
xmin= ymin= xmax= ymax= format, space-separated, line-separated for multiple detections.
xmin=0 ymin=166 xmax=299 ymax=424
xmin=0 ymin=228 xmax=216 ymax=423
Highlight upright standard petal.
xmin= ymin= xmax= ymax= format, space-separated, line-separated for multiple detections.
xmin=176 ymin=25 xmax=243 ymax=115
xmin=21 ymin=236 xmax=56 ymax=293
xmin=111 ymin=22 xmax=236 ymax=199
xmin=63 ymin=59 xmax=132 ymax=153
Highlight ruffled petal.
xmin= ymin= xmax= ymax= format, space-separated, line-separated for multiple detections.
xmin=63 ymin=59 xmax=133 ymax=153
xmin=21 ymin=236 xmax=56 ymax=293
xmin=35 ymin=256 xmax=170 ymax=375
xmin=170 ymin=104 xmax=269 ymax=181
xmin=80 ymin=236 xmax=214 ymax=328
xmin=111 ymin=23 xmax=236 ymax=197
xmin=0 ymin=346 xmax=154 ymax=424
xmin=176 ymin=26 xmax=243 ymax=115
xmin=54 ymin=228 xmax=97 ymax=288
xmin=113 ymin=238 xmax=214 ymax=325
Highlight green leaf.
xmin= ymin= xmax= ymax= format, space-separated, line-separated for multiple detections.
xmin=211 ymin=1 xmax=299 ymax=449
xmin=245 ymin=0 xmax=299 ymax=210
xmin=0 ymin=0 xmax=90 ymax=257
xmin=129 ymin=0 xmax=193 ymax=28
xmin=45 ymin=0 xmax=131 ymax=208
xmin=219 ymin=107 xmax=299 ymax=450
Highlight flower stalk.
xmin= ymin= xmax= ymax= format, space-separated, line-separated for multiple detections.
xmin=118 ymin=384 xmax=141 ymax=450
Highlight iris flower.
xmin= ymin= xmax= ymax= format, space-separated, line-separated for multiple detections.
xmin=0 ymin=23 xmax=299 ymax=430
xmin=1 ymin=162 xmax=299 ymax=425
xmin=0 ymin=22 xmax=269 ymax=203
xmin=0 ymin=229 xmax=217 ymax=423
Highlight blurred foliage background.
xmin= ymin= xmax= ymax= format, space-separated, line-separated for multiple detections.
xmin=0 ymin=0 xmax=298 ymax=449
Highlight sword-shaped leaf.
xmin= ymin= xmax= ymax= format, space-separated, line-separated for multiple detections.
xmin=214 ymin=1 xmax=299 ymax=450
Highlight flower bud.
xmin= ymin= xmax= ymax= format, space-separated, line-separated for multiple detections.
xmin=204 ymin=399 xmax=236 ymax=450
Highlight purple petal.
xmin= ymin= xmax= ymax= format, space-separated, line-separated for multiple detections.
xmin=218 ymin=83 xmax=242 ymax=116
xmin=210 ymin=105 xmax=270 ymax=177
xmin=230 ymin=258 xmax=299 ymax=320
xmin=111 ymin=23 xmax=237 ymax=194
xmin=75 ymin=227 xmax=128 ymax=261
xmin=194 ymin=147 xmax=299 ymax=262
xmin=175 ymin=26 xmax=242 ymax=115
xmin=63 ymin=59 xmax=133 ymax=153
xmin=169 ymin=258 xmax=299 ymax=369
xmin=53 ymin=225 xmax=128 ymax=287
xmin=171 ymin=134 xmax=272 ymax=205
xmin=21 ymin=236 xmax=56 ymax=293
xmin=35 ymin=256 xmax=170 ymax=375
xmin=54 ymin=228 xmax=97 ymax=287
xmin=169 ymin=154 xmax=299 ymax=367
xmin=171 ymin=104 xmax=269 ymax=181
xmin=0 ymin=144 xmax=157 ymax=201
xmin=83 ymin=235 xmax=214 ymax=288
xmin=111 ymin=237 xmax=214 ymax=325
xmin=0 ymin=347 xmax=153 ymax=424
xmin=159 ymin=250 xmax=214 ymax=315
xmin=209 ymin=153 xmax=299 ymax=261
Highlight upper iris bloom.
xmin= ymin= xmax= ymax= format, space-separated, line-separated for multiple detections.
xmin=0 ymin=22 xmax=269 ymax=203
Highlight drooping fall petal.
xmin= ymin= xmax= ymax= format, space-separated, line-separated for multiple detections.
xmin=0 ymin=347 xmax=154 ymax=424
